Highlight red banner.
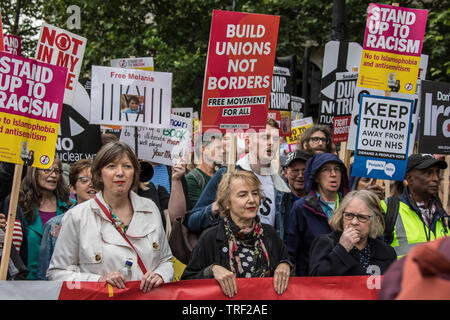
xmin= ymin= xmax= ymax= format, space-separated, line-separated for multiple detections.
xmin=59 ymin=276 xmax=380 ymax=300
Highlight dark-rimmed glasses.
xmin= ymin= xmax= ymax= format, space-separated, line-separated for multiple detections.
xmin=343 ymin=212 xmax=372 ymax=223
xmin=39 ymin=167 xmax=62 ymax=175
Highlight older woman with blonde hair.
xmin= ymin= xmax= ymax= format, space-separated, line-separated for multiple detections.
xmin=181 ymin=170 xmax=293 ymax=298
xmin=309 ymin=190 xmax=396 ymax=276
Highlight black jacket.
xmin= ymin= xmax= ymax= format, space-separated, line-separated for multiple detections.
xmin=0 ymin=232 xmax=29 ymax=280
xmin=181 ymin=219 xmax=293 ymax=280
xmin=137 ymin=176 xmax=190 ymax=231
xmin=138 ymin=183 xmax=170 ymax=225
xmin=309 ymin=231 xmax=397 ymax=276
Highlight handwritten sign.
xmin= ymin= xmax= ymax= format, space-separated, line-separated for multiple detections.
xmin=120 ymin=115 xmax=191 ymax=165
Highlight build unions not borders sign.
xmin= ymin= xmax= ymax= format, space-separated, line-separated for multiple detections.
xmin=201 ymin=10 xmax=279 ymax=132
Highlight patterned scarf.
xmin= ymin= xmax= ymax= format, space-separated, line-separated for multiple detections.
xmin=223 ymin=215 xmax=270 ymax=278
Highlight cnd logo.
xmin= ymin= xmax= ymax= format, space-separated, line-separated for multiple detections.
xmin=366 ymin=265 xmax=381 ymax=290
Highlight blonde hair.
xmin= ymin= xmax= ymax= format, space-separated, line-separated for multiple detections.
xmin=216 ymin=170 xmax=262 ymax=217
xmin=329 ymin=190 xmax=385 ymax=238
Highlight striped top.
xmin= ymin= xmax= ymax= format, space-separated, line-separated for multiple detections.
xmin=12 ymin=220 xmax=23 ymax=252
xmin=149 ymin=164 xmax=171 ymax=193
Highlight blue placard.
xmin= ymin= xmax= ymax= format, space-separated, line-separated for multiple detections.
xmin=352 ymin=94 xmax=415 ymax=181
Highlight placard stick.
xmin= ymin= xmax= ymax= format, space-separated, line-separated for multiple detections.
xmin=381 ymin=5 xmax=398 ymax=199
xmin=0 ymin=164 xmax=23 ymax=280
xmin=443 ymin=155 xmax=449 ymax=212
xmin=134 ymin=126 xmax=139 ymax=157
xmin=344 ymin=66 xmax=358 ymax=175
xmin=227 ymin=133 xmax=237 ymax=173
xmin=383 ymin=179 xmax=390 ymax=200
xmin=274 ymin=137 xmax=281 ymax=174
xmin=339 ymin=142 xmax=346 ymax=162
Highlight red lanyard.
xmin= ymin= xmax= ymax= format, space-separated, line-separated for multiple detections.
xmin=94 ymin=196 xmax=148 ymax=275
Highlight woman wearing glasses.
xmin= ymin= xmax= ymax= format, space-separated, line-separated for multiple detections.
xmin=309 ymin=190 xmax=396 ymax=276
xmin=18 ymin=158 xmax=73 ymax=279
xmin=36 ymin=158 xmax=96 ymax=279
xmin=287 ymin=153 xmax=349 ymax=276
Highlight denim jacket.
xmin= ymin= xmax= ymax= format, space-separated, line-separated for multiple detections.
xmin=34 ymin=201 xmax=75 ymax=280
xmin=187 ymin=154 xmax=291 ymax=238
xmin=275 ymin=191 xmax=297 ymax=243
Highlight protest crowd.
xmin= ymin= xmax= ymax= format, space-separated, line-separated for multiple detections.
xmin=0 ymin=2 xmax=449 ymax=301
xmin=0 ymin=121 xmax=449 ymax=299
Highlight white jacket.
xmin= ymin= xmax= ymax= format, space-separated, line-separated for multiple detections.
xmin=47 ymin=191 xmax=174 ymax=283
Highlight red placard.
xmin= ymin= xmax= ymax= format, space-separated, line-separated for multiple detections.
xmin=3 ymin=35 xmax=21 ymax=55
xmin=268 ymin=111 xmax=291 ymax=137
xmin=201 ymin=10 xmax=280 ymax=133
xmin=0 ymin=10 xmax=4 ymax=51
xmin=332 ymin=115 xmax=351 ymax=143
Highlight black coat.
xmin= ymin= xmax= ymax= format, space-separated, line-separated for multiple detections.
xmin=309 ymin=231 xmax=397 ymax=276
xmin=181 ymin=219 xmax=293 ymax=280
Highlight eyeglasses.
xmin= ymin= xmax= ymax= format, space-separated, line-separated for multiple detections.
xmin=289 ymin=168 xmax=305 ymax=176
xmin=343 ymin=212 xmax=372 ymax=223
xmin=310 ymin=137 xmax=328 ymax=144
xmin=320 ymin=166 xmax=342 ymax=174
xmin=39 ymin=167 xmax=62 ymax=175
xmin=77 ymin=176 xmax=92 ymax=184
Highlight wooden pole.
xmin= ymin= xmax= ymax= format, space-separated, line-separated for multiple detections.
xmin=344 ymin=66 xmax=358 ymax=176
xmin=0 ymin=164 xmax=23 ymax=280
xmin=384 ymin=180 xmax=390 ymax=200
xmin=227 ymin=133 xmax=237 ymax=173
xmin=381 ymin=5 xmax=397 ymax=199
xmin=274 ymin=135 xmax=281 ymax=174
xmin=443 ymin=155 xmax=449 ymax=212
xmin=339 ymin=142 xmax=346 ymax=162
xmin=134 ymin=126 xmax=139 ymax=157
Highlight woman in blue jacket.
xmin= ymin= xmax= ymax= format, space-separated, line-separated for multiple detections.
xmin=287 ymin=153 xmax=349 ymax=276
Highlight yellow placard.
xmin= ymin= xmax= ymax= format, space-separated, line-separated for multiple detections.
xmin=0 ymin=113 xmax=59 ymax=168
xmin=193 ymin=118 xmax=200 ymax=135
xmin=358 ymin=49 xmax=421 ymax=94
xmin=286 ymin=123 xmax=313 ymax=145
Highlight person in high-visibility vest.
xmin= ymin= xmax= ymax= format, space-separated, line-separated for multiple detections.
xmin=381 ymin=154 xmax=449 ymax=259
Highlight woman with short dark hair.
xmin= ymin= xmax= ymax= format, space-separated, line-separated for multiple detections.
xmin=47 ymin=141 xmax=173 ymax=292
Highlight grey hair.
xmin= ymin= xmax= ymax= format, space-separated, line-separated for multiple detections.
xmin=329 ymin=190 xmax=385 ymax=238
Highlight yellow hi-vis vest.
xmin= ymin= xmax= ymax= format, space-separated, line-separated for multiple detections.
xmin=381 ymin=200 xmax=449 ymax=259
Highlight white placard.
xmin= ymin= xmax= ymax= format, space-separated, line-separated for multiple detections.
xmin=90 ymin=65 xmax=172 ymax=128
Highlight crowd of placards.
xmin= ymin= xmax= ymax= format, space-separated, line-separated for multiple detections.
xmin=0 ymin=3 xmax=449 ymax=300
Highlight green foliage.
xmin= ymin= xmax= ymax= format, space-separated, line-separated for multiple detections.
xmin=2 ymin=0 xmax=450 ymax=111
xmin=1 ymin=0 xmax=44 ymax=57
